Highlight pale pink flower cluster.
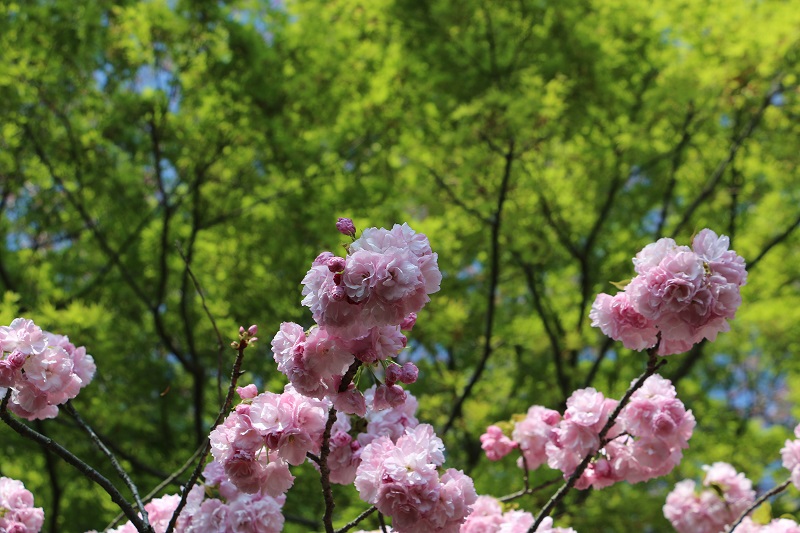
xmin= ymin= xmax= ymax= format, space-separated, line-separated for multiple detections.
xmin=0 ymin=318 xmax=96 ymax=420
xmin=271 ymin=221 xmax=435 ymax=413
xmin=209 ymin=384 xmax=324 ymax=495
xmin=480 ymin=425 xmax=518 ymax=461
xmin=271 ymin=322 xmax=413 ymax=410
xmin=0 ymin=476 xmax=44 ymax=533
xmin=326 ymin=386 xmax=420 ymax=485
xmin=461 ymin=495 xmax=577 ymax=532
xmin=735 ymin=518 xmax=800 ymax=533
xmin=663 ymin=462 xmax=755 ymax=533
xmin=590 ymin=229 xmax=746 ymax=355
xmin=780 ymin=424 xmax=800 ymax=490
xmin=355 ymin=424 xmax=477 ymax=532
xmin=301 ymin=223 xmax=441 ymax=340
xmin=103 ymin=460 xmax=285 ymax=533
xmin=487 ymin=375 xmax=693 ymax=490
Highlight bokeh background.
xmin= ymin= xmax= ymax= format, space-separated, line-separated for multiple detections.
xmin=1 ymin=0 xmax=799 ymax=530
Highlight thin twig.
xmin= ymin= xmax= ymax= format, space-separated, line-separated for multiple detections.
xmin=0 ymin=391 xmax=152 ymax=532
xmin=499 ymin=471 xmax=561 ymax=504
xmin=528 ymin=350 xmax=667 ymax=531
xmin=176 ymin=242 xmax=226 ymax=404
xmin=61 ymin=402 xmax=150 ymax=531
xmin=321 ymin=360 xmax=362 ymax=533
xmin=106 ymin=444 xmax=203 ymax=530
xmin=726 ymin=479 xmax=791 ymax=532
xmin=164 ymin=334 xmax=252 ymax=533
xmin=335 ymin=506 xmax=378 ymax=533
xmin=442 ymin=139 xmax=515 ymax=436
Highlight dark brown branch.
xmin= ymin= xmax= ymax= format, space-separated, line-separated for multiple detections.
xmin=726 ymin=479 xmax=791 ymax=532
xmin=529 ymin=351 xmax=667 ymax=531
xmin=515 ymin=255 xmax=570 ymax=399
xmin=61 ymin=402 xmax=150 ymax=530
xmin=335 ymin=506 xmax=378 ymax=533
xmin=581 ymin=337 xmax=616 ymax=390
xmin=427 ymin=166 xmax=491 ymax=225
xmin=499 ymin=477 xmax=561 ymax=503
xmin=655 ymin=104 xmax=696 ymax=238
xmin=106 ymin=444 xmax=203 ymax=530
xmin=165 ymin=333 xmax=252 ymax=533
xmin=0 ymin=391 xmax=153 ymax=532
xmin=34 ymin=421 xmax=63 ymax=533
xmin=176 ymin=241 xmax=226 ymax=406
xmin=442 ymin=139 xmax=515 ymax=436
xmin=321 ymin=360 xmax=363 ymax=533
xmin=672 ymin=75 xmax=784 ymax=237
xmin=749 ymin=210 xmax=800 ymax=271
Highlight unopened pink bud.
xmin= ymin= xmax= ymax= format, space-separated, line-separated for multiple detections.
xmin=385 ymin=384 xmax=407 ymax=408
xmin=399 ymin=362 xmax=418 ymax=384
xmin=385 ymin=363 xmax=401 ymax=384
xmin=6 ymin=350 xmax=26 ymax=370
xmin=239 ymin=326 xmax=245 ymax=335
xmin=336 ymin=217 xmax=356 ymax=237
xmin=400 ymin=313 xmax=417 ymax=331
xmin=327 ymin=257 xmax=346 ymax=273
xmin=330 ymin=285 xmax=347 ymax=301
xmin=248 ymin=325 xmax=258 ymax=336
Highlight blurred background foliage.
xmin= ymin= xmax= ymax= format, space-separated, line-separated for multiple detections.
xmin=0 ymin=0 xmax=799 ymax=530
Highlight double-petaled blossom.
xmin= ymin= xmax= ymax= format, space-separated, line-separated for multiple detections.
xmin=355 ymin=424 xmax=477 ymax=532
xmin=302 ymin=223 xmax=441 ymax=340
xmin=663 ymin=462 xmax=755 ymax=533
xmin=486 ymin=376 xmax=693 ymax=491
xmin=590 ymin=229 xmax=746 ymax=356
xmin=0 ymin=476 xmax=44 ymax=533
xmin=209 ymin=384 xmax=327 ymax=495
xmin=104 ymin=460 xmax=286 ymax=533
xmin=0 ymin=320 xmax=96 ymax=420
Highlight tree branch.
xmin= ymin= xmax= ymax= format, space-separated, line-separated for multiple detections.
xmin=164 ymin=333 xmax=252 ymax=533
xmin=672 ymin=75 xmax=784 ymax=237
xmin=442 ymin=139 xmax=515 ymax=436
xmin=0 ymin=391 xmax=153 ymax=532
xmin=61 ymin=401 xmax=150 ymax=531
xmin=726 ymin=479 xmax=791 ymax=532
xmin=529 ymin=350 xmax=667 ymax=531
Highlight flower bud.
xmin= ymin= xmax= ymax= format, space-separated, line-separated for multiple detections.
xmin=399 ymin=362 xmax=419 ymax=384
xmin=385 ymin=363 xmax=401 ymax=384
xmin=327 ymin=256 xmax=346 ymax=273
xmin=6 ymin=350 xmax=26 ymax=370
xmin=400 ymin=313 xmax=417 ymax=331
xmin=248 ymin=325 xmax=258 ymax=336
xmin=336 ymin=217 xmax=356 ymax=237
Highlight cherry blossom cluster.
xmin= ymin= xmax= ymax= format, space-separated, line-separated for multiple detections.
xmin=0 ymin=318 xmax=96 ymax=420
xmin=590 ymin=229 xmax=747 ymax=355
xmin=355 ymin=424 xmax=478 ymax=533
xmin=275 ymin=221 xmax=438 ymax=409
xmin=208 ymin=383 xmax=320 ymax=495
xmin=326 ymin=384 xmax=420 ymax=485
xmin=664 ymin=452 xmax=800 ymax=533
xmin=0 ymin=476 xmax=44 ymax=533
xmin=461 ymin=495 xmax=576 ymax=532
xmin=101 ymin=459 xmax=285 ymax=533
xmin=302 ymin=222 xmax=441 ymax=339
xmin=481 ymin=375 xmax=694 ymax=489
xmin=664 ymin=462 xmax=755 ymax=533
